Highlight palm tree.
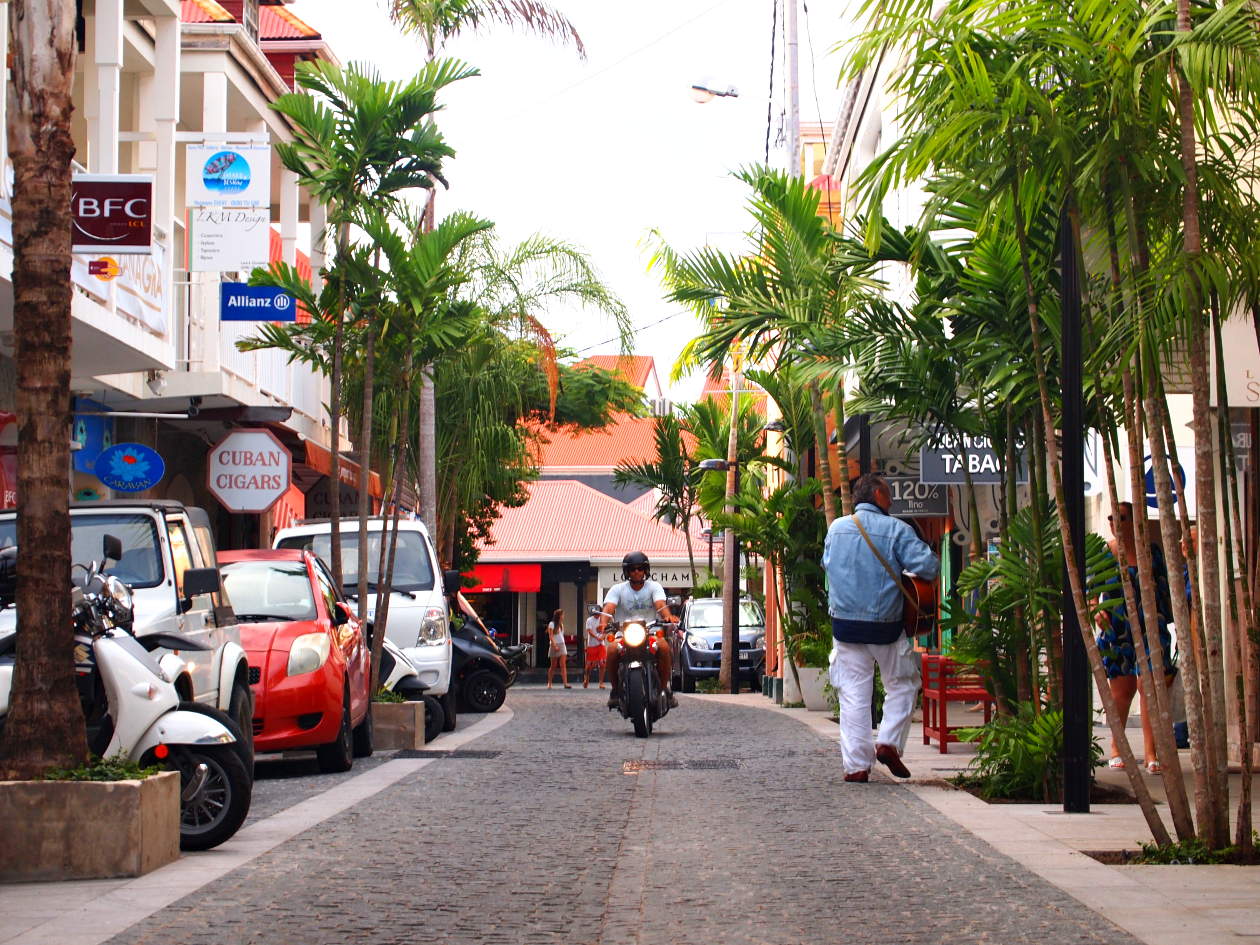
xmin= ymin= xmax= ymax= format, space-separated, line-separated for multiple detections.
xmin=268 ymin=57 xmax=476 ymax=588
xmin=386 ymin=0 xmax=586 ymax=549
xmin=614 ymin=414 xmax=701 ymax=585
xmin=0 ymin=1 xmax=88 ymax=779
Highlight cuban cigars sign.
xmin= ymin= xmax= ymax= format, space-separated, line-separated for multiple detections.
xmin=207 ymin=429 xmax=291 ymax=514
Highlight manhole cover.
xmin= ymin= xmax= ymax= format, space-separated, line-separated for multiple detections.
xmin=622 ymin=759 xmax=739 ymax=774
xmin=395 ymin=749 xmax=502 ymax=759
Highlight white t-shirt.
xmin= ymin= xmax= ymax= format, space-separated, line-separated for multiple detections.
xmin=585 ymin=615 xmax=604 ymax=647
xmin=546 ymin=621 xmax=566 ymax=653
xmin=603 ymin=579 xmax=666 ymax=623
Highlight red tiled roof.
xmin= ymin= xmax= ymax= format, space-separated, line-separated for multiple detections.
xmin=573 ymin=354 xmax=655 ymax=389
xmin=268 ymin=227 xmax=312 ymax=322
xmin=261 ymin=4 xmax=320 ymax=40
xmin=531 ymin=412 xmax=661 ymax=471
xmin=477 ymin=480 xmax=715 ymax=563
xmin=181 ymin=0 xmax=233 ymax=23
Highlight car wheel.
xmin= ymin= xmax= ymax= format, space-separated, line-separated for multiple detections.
xmin=439 ymin=687 xmax=457 ymax=732
xmin=352 ymin=701 xmax=374 ymax=758
xmin=461 ymin=670 xmax=507 ymax=713
xmin=421 ymin=694 xmax=444 ymax=743
xmin=316 ymin=683 xmax=354 ymax=773
xmin=680 ymin=664 xmax=696 ymax=694
xmin=228 ymin=680 xmax=255 ymax=770
xmin=171 ymin=745 xmax=251 ymax=851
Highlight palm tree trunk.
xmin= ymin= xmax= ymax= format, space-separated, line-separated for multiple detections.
xmin=0 ymin=0 xmax=87 ymax=779
xmin=327 ymin=223 xmax=352 ymax=590
xmin=418 ymin=368 xmax=438 ymax=536
xmin=1173 ymin=2 xmax=1230 ymax=844
xmin=356 ymin=324 xmax=377 ymax=622
xmin=833 ymin=383 xmax=853 ymax=516
xmin=809 ymin=383 xmax=835 ymax=525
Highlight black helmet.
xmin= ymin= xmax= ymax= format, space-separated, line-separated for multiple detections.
xmin=622 ymin=551 xmax=650 ymax=579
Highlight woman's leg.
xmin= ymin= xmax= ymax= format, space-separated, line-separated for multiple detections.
xmin=1139 ymin=672 xmax=1178 ymax=764
xmin=1108 ymin=675 xmax=1138 ymax=758
xmin=559 ymin=653 xmax=569 ymax=685
xmin=547 ymin=654 xmax=557 ymax=687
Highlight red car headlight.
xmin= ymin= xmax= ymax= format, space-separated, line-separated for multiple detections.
xmin=287 ymin=633 xmax=331 ymax=676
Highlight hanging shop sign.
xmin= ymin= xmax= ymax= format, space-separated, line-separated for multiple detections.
xmin=207 ymin=429 xmax=291 ymax=514
xmin=185 ymin=142 xmax=271 ymax=208
xmin=1209 ymin=314 xmax=1260 ymax=407
xmin=189 ymin=206 xmax=269 ymax=273
xmin=95 ymin=443 xmax=165 ymax=493
xmin=71 ymin=174 xmax=152 ymax=254
xmin=919 ymin=435 xmax=1028 ymax=485
xmin=220 ymin=282 xmax=296 ymax=321
xmin=884 ymin=476 xmax=948 ymax=516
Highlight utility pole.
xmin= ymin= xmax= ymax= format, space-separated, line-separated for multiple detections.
xmin=785 ymin=0 xmax=800 ymax=175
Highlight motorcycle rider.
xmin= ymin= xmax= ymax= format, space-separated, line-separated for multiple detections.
xmin=599 ymin=551 xmax=679 ymax=709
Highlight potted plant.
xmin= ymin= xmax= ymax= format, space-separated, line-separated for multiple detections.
xmin=787 ymin=633 xmax=833 ymax=711
xmin=371 ymin=688 xmax=427 ymax=749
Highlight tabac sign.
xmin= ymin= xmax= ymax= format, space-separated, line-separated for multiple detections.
xmin=207 ymin=429 xmax=291 ymax=514
xmin=71 ymin=174 xmax=153 ymax=254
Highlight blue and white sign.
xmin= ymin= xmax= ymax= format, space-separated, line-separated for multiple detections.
xmin=1143 ymin=452 xmax=1194 ymax=510
xmin=185 ymin=142 xmax=271 ymax=208
xmin=221 ymin=283 xmax=297 ymax=321
xmin=95 ymin=443 xmax=165 ymax=493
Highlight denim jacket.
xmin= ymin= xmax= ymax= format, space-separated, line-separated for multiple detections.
xmin=822 ymin=503 xmax=940 ymax=625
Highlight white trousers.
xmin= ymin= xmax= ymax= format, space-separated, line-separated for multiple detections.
xmin=829 ymin=637 xmax=921 ymax=775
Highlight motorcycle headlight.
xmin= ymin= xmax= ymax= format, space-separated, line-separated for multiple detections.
xmin=287 ymin=633 xmax=331 ymax=676
xmin=687 ymin=633 xmax=710 ymax=651
xmin=752 ymin=635 xmax=766 ymax=651
xmin=417 ymin=606 xmax=449 ymax=646
xmin=622 ymin=622 xmax=647 ymax=647
xmin=105 ymin=575 xmax=133 ymax=615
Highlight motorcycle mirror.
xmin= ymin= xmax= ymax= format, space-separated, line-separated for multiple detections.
xmin=102 ymin=534 xmax=123 ymax=564
xmin=442 ymin=569 xmax=462 ymax=595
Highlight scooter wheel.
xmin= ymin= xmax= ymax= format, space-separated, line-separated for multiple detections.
xmin=461 ymin=670 xmax=507 ymax=713
xmin=171 ymin=745 xmax=252 ymax=851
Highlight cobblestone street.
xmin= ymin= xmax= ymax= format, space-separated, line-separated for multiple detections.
xmin=84 ymin=687 xmax=1139 ymax=945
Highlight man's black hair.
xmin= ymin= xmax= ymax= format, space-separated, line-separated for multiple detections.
xmin=852 ymin=473 xmax=888 ymax=507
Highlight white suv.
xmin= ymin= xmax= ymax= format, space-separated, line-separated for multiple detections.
xmin=273 ymin=518 xmax=458 ymax=731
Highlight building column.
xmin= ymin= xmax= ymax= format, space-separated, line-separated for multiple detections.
xmin=309 ymin=200 xmax=327 ymax=292
xmin=193 ymin=72 xmax=229 ymax=372
xmin=280 ymin=168 xmax=298 ymax=266
xmin=93 ymin=0 xmax=123 ymax=174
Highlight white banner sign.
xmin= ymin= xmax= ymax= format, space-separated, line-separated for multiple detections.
xmin=188 ymin=206 xmax=270 ymax=273
xmin=185 ymin=143 xmax=272 ymax=208
xmin=598 ymin=567 xmax=695 ymax=590
xmin=1209 ymin=314 xmax=1260 ymax=408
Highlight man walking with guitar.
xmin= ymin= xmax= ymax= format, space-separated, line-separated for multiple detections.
xmin=823 ymin=473 xmax=939 ymax=783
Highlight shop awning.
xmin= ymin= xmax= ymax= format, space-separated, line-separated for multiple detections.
xmin=304 ymin=441 xmax=383 ymax=498
xmin=464 ymin=563 xmax=541 ymax=594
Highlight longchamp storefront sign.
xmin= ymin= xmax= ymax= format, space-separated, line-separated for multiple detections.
xmin=207 ymin=429 xmax=291 ymax=514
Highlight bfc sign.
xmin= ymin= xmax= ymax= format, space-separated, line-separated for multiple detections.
xmin=207 ymin=429 xmax=292 ymax=514
xmin=71 ymin=175 xmax=153 ymax=254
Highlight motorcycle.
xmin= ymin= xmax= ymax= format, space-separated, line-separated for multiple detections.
xmin=0 ymin=537 xmax=252 ymax=851
xmin=607 ymin=616 xmax=672 ymax=738
xmin=477 ymin=624 xmax=532 ymax=688
xmin=450 ymin=617 xmax=511 ymax=713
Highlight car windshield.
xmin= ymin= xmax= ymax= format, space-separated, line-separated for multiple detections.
xmin=220 ymin=561 xmax=317 ymax=621
xmin=276 ymin=531 xmax=434 ymax=594
xmin=688 ymin=601 xmax=763 ymax=630
xmin=0 ymin=513 xmax=164 ymax=589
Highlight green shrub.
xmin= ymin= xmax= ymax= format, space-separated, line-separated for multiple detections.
xmin=43 ymin=754 xmax=162 ymax=782
xmin=374 ymin=687 xmax=406 ymax=703
xmin=953 ymin=702 xmax=1101 ymax=802
xmin=696 ymin=678 xmax=722 ymax=694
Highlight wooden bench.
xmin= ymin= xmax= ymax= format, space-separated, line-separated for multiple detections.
xmin=921 ymin=654 xmax=994 ymax=753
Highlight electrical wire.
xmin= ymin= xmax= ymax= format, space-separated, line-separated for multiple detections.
xmin=571 ymin=308 xmax=694 ymax=355
xmin=802 ymin=1 xmax=827 ymax=165
xmin=765 ymin=0 xmax=778 ymax=164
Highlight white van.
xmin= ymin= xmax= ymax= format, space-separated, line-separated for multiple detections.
xmin=273 ymin=517 xmax=458 ymax=730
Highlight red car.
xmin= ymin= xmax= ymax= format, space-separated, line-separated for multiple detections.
xmin=219 ymin=549 xmax=372 ymax=773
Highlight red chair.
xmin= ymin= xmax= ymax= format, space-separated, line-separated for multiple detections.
xmin=921 ymin=654 xmax=994 ymax=752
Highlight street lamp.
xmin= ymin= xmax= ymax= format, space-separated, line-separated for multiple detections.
xmin=690 ymin=80 xmax=739 ymax=104
xmin=698 ymin=457 xmax=740 ymax=694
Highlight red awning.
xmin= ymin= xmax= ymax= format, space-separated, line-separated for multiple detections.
xmin=304 ymin=441 xmax=383 ymax=498
xmin=464 ymin=563 xmax=541 ymax=594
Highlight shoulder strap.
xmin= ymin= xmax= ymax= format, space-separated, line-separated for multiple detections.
xmin=852 ymin=512 xmax=918 ymax=610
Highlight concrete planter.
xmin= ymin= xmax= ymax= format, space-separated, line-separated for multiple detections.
xmin=0 ymin=770 xmax=179 ymax=882
xmin=797 ymin=666 xmax=831 ymax=711
xmin=372 ymin=701 xmax=425 ymax=750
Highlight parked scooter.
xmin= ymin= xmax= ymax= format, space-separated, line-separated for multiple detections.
xmin=0 ymin=538 xmax=252 ymax=851
xmin=606 ymin=616 xmax=672 ymax=738
xmin=450 ymin=617 xmax=511 ymax=713
xmin=376 ymin=633 xmax=444 ymax=743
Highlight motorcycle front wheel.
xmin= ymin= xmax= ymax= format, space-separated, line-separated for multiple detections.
xmin=170 ymin=745 xmax=252 ymax=851
xmin=627 ymin=668 xmax=650 ymax=738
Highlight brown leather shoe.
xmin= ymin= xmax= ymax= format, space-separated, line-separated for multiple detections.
xmin=844 ymin=770 xmax=869 ymax=783
xmin=876 ymin=743 xmax=911 ymax=779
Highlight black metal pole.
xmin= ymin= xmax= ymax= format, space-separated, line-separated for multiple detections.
xmin=729 ymin=464 xmax=740 ymax=695
xmin=1060 ymin=205 xmax=1090 ymax=814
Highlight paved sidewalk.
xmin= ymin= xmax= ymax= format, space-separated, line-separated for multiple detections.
xmin=743 ymin=694 xmax=1260 ymax=945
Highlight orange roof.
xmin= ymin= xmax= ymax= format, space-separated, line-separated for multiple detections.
xmin=261 ymin=3 xmax=320 ymax=40
xmin=477 ymin=480 xmax=715 ymax=563
xmin=181 ymin=0 xmax=233 ymax=22
xmin=573 ymin=354 xmax=655 ymax=389
xmin=532 ymin=412 xmax=661 ymax=472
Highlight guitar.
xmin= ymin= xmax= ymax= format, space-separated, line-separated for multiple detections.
xmin=902 ymin=575 xmax=938 ymax=639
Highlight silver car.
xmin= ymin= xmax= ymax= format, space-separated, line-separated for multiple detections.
xmin=671 ymin=597 xmax=766 ymax=692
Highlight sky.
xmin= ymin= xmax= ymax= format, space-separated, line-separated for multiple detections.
xmin=290 ymin=0 xmax=849 ymax=401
